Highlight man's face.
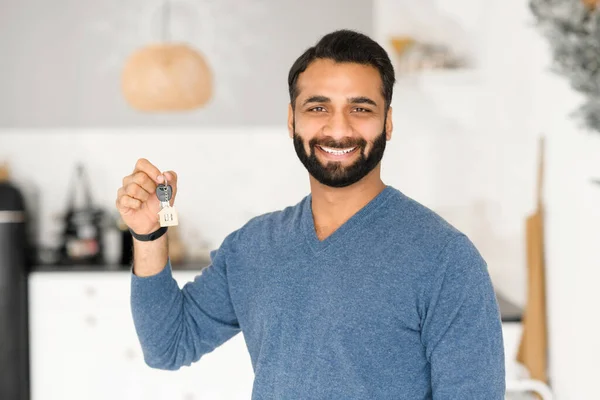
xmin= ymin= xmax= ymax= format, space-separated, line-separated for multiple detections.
xmin=288 ymin=58 xmax=392 ymax=188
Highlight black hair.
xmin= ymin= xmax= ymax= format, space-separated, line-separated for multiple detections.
xmin=287 ymin=29 xmax=396 ymax=112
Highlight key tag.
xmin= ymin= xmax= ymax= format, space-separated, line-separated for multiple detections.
xmin=156 ymin=173 xmax=179 ymax=227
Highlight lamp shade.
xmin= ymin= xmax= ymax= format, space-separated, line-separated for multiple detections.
xmin=122 ymin=43 xmax=213 ymax=111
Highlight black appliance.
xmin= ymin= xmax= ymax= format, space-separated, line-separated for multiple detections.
xmin=0 ymin=180 xmax=31 ymax=400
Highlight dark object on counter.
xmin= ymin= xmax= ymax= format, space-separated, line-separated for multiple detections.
xmin=497 ymin=293 xmax=522 ymax=323
xmin=0 ymin=181 xmax=31 ymax=400
xmin=58 ymin=164 xmax=105 ymax=265
xmin=120 ymin=227 xmax=133 ymax=266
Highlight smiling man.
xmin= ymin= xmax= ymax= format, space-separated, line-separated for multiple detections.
xmin=119 ymin=30 xmax=505 ymax=399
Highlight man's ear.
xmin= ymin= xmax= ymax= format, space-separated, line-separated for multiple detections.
xmin=385 ymin=106 xmax=393 ymax=141
xmin=288 ymin=103 xmax=294 ymax=139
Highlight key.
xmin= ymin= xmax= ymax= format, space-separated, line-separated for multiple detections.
xmin=156 ymin=176 xmax=179 ymax=227
xmin=156 ymin=184 xmax=172 ymax=209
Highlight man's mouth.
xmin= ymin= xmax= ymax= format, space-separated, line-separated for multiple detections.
xmin=316 ymin=145 xmax=358 ymax=156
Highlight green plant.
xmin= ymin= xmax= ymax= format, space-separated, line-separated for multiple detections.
xmin=530 ymin=0 xmax=600 ymax=133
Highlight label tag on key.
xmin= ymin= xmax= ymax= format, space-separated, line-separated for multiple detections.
xmin=156 ymin=175 xmax=179 ymax=227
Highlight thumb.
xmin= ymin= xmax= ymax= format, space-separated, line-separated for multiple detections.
xmin=163 ymin=170 xmax=178 ymax=186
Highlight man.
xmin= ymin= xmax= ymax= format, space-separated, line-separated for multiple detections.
xmin=116 ymin=29 xmax=505 ymax=399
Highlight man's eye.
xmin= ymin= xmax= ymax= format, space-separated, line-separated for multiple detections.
xmin=354 ymin=107 xmax=370 ymax=112
xmin=309 ymin=107 xmax=326 ymax=112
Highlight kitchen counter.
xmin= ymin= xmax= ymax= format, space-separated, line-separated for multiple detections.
xmin=30 ymin=260 xmax=211 ymax=273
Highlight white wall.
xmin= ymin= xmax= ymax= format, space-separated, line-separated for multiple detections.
xmin=0 ymin=128 xmax=307 ymax=249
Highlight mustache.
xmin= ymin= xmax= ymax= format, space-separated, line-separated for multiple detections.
xmin=308 ymin=136 xmax=367 ymax=149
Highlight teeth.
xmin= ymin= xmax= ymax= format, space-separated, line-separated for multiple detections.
xmin=319 ymin=146 xmax=356 ymax=155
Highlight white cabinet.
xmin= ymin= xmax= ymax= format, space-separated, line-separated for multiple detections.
xmin=28 ymin=270 xmax=255 ymax=400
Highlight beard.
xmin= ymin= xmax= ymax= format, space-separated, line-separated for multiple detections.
xmin=293 ymin=122 xmax=387 ymax=188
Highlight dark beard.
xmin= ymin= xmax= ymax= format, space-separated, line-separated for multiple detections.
xmin=293 ymin=122 xmax=387 ymax=188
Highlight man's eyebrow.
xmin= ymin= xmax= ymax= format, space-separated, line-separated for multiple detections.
xmin=302 ymin=96 xmax=331 ymax=106
xmin=348 ymin=96 xmax=377 ymax=107
xmin=301 ymin=95 xmax=378 ymax=107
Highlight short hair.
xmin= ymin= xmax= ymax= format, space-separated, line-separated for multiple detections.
xmin=288 ymin=29 xmax=396 ymax=111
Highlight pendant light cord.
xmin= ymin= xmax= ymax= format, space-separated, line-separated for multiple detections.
xmin=162 ymin=0 xmax=171 ymax=42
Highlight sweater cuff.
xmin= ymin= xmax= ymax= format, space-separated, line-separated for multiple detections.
xmin=131 ymin=259 xmax=173 ymax=287
xmin=130 ymin=259 xmax=180 ymax=312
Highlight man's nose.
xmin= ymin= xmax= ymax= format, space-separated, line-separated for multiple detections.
xmin=323 ymin=111 xmax=353 ymax=140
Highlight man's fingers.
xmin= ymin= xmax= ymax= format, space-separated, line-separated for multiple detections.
xmin=122 ymin=173 xmax=155 ymax=198
xmin=129 ymin=171 xmax=156 ymax=195
xmin=124 ymin=182 xmax=150 ymax=202
xmin=129 ymin=160 xmax=177 ymax=204
xmin=116 ymin=193 xmax=142 ymax=211
xmin=133 ymin=158 xmax=163 ymax=184
xmin=116 ymin=186 xmax=143 ymax=210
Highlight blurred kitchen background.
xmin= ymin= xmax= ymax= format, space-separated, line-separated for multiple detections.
xmin=1 ymin=0 xmax=599 ymax=399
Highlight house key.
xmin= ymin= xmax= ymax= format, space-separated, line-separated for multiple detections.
xmin=156 ymin=175 xmax=179 ymax=227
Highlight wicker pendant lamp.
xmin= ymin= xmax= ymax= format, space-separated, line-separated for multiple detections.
xmin=122 ymin=1 xmax=213 ymax=111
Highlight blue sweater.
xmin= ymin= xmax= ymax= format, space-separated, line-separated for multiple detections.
xmin=131 ymin=186 xmax=505 ymax=399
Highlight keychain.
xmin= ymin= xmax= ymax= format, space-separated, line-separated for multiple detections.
xmin=155 ymin=173 xmax=179 ymax=227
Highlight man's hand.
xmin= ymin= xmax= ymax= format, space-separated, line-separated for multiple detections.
xmin=116 ymin=158 xmax=178 ymax=234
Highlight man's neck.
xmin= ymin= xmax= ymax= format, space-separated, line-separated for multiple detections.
xmin=309 ymin=169 xmax=386 ymax=241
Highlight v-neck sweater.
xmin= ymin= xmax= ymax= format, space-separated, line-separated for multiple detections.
xmin=131 ymin=186 xmax=505 ymax=399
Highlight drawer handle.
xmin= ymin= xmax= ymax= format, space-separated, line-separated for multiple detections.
xmin=84 ymin=315 xmax=96 ymax=327
xmin=84 ymin=286 xmax=96 ymax=297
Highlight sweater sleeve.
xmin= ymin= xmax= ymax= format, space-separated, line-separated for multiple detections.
xmin=420 ymin=234 xmax=506 ymax=399
xmin=130 ymin=236 xmax=240 ymax=370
